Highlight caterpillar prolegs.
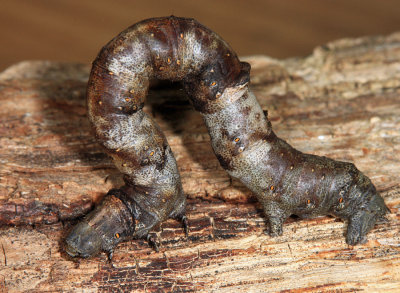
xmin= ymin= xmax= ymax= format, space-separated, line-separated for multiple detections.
xmin=65 ymin=16 xmax=389 ymax=258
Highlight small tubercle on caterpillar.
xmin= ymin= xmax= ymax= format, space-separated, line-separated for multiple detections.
xmin=65 ymin=16 xmax=389 ymax=259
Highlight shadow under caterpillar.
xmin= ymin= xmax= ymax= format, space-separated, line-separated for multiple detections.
xmin=65 ymin=16 xmax=389 ymax=259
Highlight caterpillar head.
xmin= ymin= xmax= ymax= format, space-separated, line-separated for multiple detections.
xmin=65 ymin=195 xmax=134 ymax=258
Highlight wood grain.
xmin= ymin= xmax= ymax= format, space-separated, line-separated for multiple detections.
xmin=1 ymin=32 xmax=400 ymax=292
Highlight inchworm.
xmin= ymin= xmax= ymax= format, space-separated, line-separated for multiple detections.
xmin=65 ymin=16 xmax=389 ymax=259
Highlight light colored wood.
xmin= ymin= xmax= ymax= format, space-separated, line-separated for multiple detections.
xmin=1 ymin=32 xmax=400 ymax=292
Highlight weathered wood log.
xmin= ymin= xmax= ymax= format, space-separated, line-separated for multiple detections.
xmin=1 ymin=32 xmax=400 ymax=292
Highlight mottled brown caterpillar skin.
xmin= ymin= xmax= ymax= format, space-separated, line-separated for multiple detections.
xmin=65 ymin=16 xmax=389 ymax=258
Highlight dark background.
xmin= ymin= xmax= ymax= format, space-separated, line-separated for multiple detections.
xmin=2 ymin=0 xmax=400 ymax=71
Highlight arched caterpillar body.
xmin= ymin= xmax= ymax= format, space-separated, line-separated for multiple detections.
xmin=65 ymin=16 xmax=389 ymax=258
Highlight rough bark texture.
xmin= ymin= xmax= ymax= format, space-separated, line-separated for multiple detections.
xmin=1 ymin=33 xmax=400 ymax=292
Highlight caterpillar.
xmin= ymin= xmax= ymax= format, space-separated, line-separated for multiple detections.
xmin=65 ymin=16 xmax=389 ymax=259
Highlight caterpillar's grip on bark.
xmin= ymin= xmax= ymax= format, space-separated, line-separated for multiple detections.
xmin=65 ymin=16 xmax=389 ymax=258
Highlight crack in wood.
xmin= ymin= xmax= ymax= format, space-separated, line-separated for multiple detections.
xmin=133 ymin=255 xmax=140 ymax=275
xmin=163 ymin=252 xmax=171 ymax=270
xmin=209 ymin=217 xmax=215 ymax=241
xmin=1 ymin=243 xmax=6 ymax=266
xmin=287 ymin=243 xmax=293 ymax=258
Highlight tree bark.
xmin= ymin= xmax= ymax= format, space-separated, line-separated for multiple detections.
xmin=1 ymin=33 xmax=400 ymax=292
